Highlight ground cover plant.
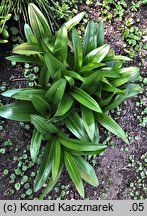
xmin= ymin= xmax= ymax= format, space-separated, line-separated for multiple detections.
xmin=0 ymin=3 xmax=142 ymax=199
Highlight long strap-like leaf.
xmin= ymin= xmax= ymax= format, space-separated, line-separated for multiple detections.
xmin=64 ymin=110 xmax=89 ymax=141
xmin=74 ymin=156 xmax=99 ymax=187
xmin=52 ymin=138 xmax=61 ymax=181
xmin=81 ymin=106 xmax=95 ymax=141
xmin=54 ymin=25 xmax=68 ymax=65
xmin=39 ymin=159 xmax=64 ymax=199
xmin=72 ymin=28 xmax=83 ymax=71
xmin=0 ymin=102 xmax=38 ymax=121
xmin=28 ymin=3 xmax=52 ymax=42
xmin=31 ymin=115 xmax=57 ymax=140
xmin=13 ymin=42 xmax=43 ymax=55
xmin=34 ymin=141 xmax=54 ymax=192
xmin=30 ymin=128 xmax=42 ymax=162
xmin=70 ymin=87 xmax=102 ymax=113
xmin=64 ymin=151 xmax=85 ymax=198
xmin=59 ymin=136 xmax=106 ymax=152
xmin=65 ymin=12 xmax=85 ymax=31
xmin=95 ymin=113 xmax=129 ymax=143
xmin=55 ymin=93 xmax=74 ymax=117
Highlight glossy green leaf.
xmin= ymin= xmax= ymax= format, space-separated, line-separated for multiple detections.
xmin=13 ymin=42 xmax=43 ymax=55
xmin=109 ymin=67 xmax=140 ymax=87
xmin=65 ymin=76 xmax=75 ymax=87
xmin=0 ymin=102 xmax=37 ymax=121
xmin=64 ymin=70 xmax=84 ymax=82
xmin=103 ymin=55 xmax=132 ymax=62
xmin=34 ymin=141 xmax=54 ymax=192
xmin=30 ymin=94 xmax=50 ymax=114
xmin=65 ymin=12 xmax=85 ymax=31
xmin=102 ymin=85 xmax=124 ymax=94
xmin=52 ymin=79 xmax=66 ymax=110
xmin=46 ymin=78 xmax=66 ymax=112
xmin=59 ymin=136 xmax=106 ymax=152
xmin=64 ymin=151 xmax=84 ymax=198
xmin=24 ymin=23 xmax=37 ymax=43
xmin=105 ymin=61 xmax=120 ymax=68
xmin=56 ymin=93 xmax=74 ymax=116
xmin=45 ymin=79 xmax=65 ymax=102
xmin=83 ymin=21 xmax=96 ymax=56
xmin=110 ymin=76 xmax=131 ymax=87
xmin=54 ymin=25 xmax=68 ymax=65
xmin=95 ymin=113 xmax=129 ymax=143
xmin=44 ymin=52 xmax=66 ymax=76
xmin=101 ymin=68 xmax=121 ymax=78
xmin=53 ymin=108 xmax=72 ymax=122
xmin=43 ymin=53 xmax=53 ymax=78
xmin=52 ymin=139 xmax=61 ymax=180
xmin=97 ymin=20 xmax=104 ymax=47
xmin=104 ymin=95 xmax=125 ymax=112
xmin=74 ymin=156 xmax=98 ymax=186
xmin=125 ymin=83 xmax=143 ymax=99
xmin=1 ymin=27 xmax=9 ymax=37
xmin=65 ymin=111 xmax=89 ymax=141
xmin=72 ymin=28 xmax=83 ymax=71
xmin=92 ymin=123 xmax=100 ymax=144
xmin=70 ymin=87 xmax=102 ymax=113
xmin=39 ymin=66 xmax=50 ymax=88
xmin=68 ymin=148 xmax=105 ymax=156
xmin=79 ymin=62 xmax=105 ymax=73
xmin=81 ymin=106 xmax=95 ymax=140
xmin=41 ymin=37 xmax=54 ymax=53
xmin=6 ymin=55 xmax=43 ymax=65
xmin=30 ymin=129 xmax=42 ymax=162
xmin=104 ymin=83 xmax=142 ymax=111
xmin=1 ymin=88 xmax=46 ymax=101
xmin=39 ymin=160 xmax=64 ymax=199
xmin=81 ymin=71 xmax=102 ymax=94
xmin=54 ymin=68 xmax=62 ymax=82
xmin=83 ymin=44 xmax=110 ymax=65
xmin=119 ymin=67 xmax=140 ymax=81
xmin=102 ymin=77 xmax=112 ymax=86
xmin=28 ymin=3 xmax=52 ymax=42
xmin=31 ymin=115 xmax=57 ymax=139
xmin=2 ymin=13 xmax=11 ymax=21
xmin=0 ymin=39 xmax=8 ymax=43
xmin=113 ymin=61 xmax=123 ymax=69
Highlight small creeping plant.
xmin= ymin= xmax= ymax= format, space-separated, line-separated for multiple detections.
xmin=0 ymin=4 xmax=141 ymax=198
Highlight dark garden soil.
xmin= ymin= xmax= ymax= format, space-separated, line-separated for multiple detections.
xmin=0 ymin=2 xmax=147 ymax=200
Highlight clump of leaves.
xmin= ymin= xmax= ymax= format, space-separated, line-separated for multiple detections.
xmin=0 ymin=4 xmax=142 ymax=198
xmin=0 ymin=0 xmax=51 ymax=20
xmin=0 ymin=0 xmax=80 ymax=33
xmin=100 ymin=0 xmax=127 ymax=21
xmin=49 ymin=0 xmax=82 ymax=21
xmin=0 ymin=0 xmax=57 ymax=34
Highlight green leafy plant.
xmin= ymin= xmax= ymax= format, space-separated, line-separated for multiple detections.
xmin=100 ymin=0 xmax=127 ymax=21
xmin=0 ymin=0 xmax=58 ymax=34
xmin=0 ymin=0 xmax=50 ymax=19
xmin=48 ymin=0 xmax=82 ymax=21
xmin=0 ymin=0 xmax=81 ymax=32
xmin=0 ymin=3 xmax=142 ymax=198
xmin=0 ymin=13 xmax=11 ymax=43
xmin=122 ymin=25 xmax=143 ymax=58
